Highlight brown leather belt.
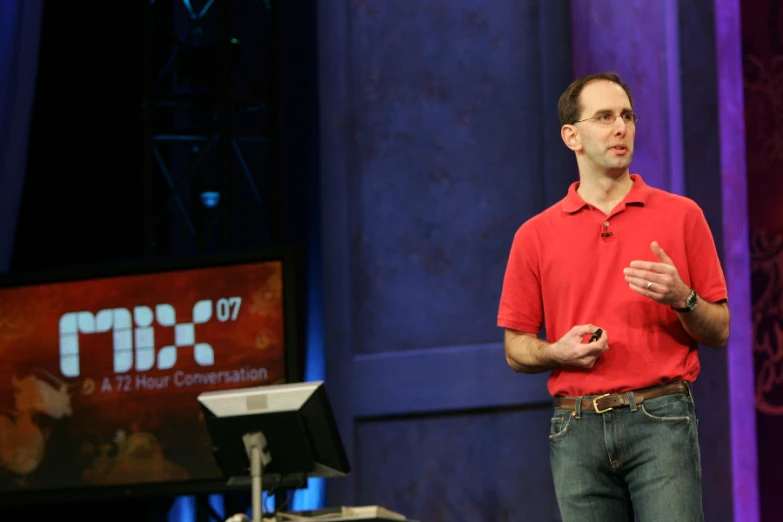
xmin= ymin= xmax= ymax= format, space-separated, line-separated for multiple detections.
xmin=554 ymin=381 xmax=690 ymax=414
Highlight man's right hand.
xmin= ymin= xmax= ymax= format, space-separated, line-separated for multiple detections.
xmin=551 ymin=324 xmax=609 ymax=369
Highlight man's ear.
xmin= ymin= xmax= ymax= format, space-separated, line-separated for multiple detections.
xmin=561 ymin=125 xmax=581 ymax=152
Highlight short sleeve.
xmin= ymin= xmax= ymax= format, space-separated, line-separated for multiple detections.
xmin=497 ymin=220 xmax=545 ymax=334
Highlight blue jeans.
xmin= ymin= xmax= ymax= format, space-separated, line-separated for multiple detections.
xmin=549 ymin=387 xmax=704 ymax=522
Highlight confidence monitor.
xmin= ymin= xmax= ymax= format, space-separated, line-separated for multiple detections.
xmin=197 ymin=381 xmax=350 ymax=519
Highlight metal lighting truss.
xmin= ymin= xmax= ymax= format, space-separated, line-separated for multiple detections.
xmin=141 ymin=0 xmax=275 ymax=255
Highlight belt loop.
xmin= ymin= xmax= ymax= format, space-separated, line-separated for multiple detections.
xmin=684 ymin=381 xmax=694 ymax=402
xmin=575 ymin=396 xmax=582 ymax=419
xmin=627 ymin=391 xmax=638 ymax=411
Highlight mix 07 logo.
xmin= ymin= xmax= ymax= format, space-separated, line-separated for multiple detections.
xmin=58 ymin=297 xmax=242 ymax=378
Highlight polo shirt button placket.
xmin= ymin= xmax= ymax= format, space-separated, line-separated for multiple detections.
xmin=601 ymin=220 xmax=613 ymax=240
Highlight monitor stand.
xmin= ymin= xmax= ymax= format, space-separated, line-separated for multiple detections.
xmin=226 ymin=432 xmax=273 ymax=522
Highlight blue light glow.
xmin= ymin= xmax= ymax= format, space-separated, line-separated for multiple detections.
xmin=290 ymin=211 xmax=326 ymax=511
xmin=167 ymin=495 xmax=195 ymax=522
xmin=209 ymin=494 xmax=225 ymax=519
xmin=200 ymin=190 xmax=220 ymax=208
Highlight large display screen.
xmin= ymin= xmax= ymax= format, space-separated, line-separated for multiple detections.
xmin=0 ymin=250 xmax=299 ymax=501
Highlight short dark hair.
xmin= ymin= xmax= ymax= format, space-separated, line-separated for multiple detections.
xmin=557 ymin=72 xmax=634 ymax=125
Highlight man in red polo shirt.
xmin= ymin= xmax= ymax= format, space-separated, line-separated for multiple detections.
xmin=497 ymin=72 xmax=729 ymax=522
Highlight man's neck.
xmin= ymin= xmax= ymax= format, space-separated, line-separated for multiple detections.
xmin=576 ymin=171 xmax=634 ymax=215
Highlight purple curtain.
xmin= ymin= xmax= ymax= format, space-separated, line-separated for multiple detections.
xmin=0 ymin=0 xmax=43 ymax=272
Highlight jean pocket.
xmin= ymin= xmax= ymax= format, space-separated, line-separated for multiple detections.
xmin=639 ymin=393 xmax=694 ymax=423
xmin=549 ymin=409 xmax=574 ymax=441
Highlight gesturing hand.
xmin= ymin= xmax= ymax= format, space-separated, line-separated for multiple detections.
xmin=552 ymin=324 xmax=608 ymax=370
xmin=624 ymin=241 xmax=690 ymax=307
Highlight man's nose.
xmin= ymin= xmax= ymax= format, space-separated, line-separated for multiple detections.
xmin=613 ymin=116 xmax=627 ymax=134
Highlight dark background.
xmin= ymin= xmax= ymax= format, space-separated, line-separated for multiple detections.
xmin=3 ymin=0 xmax=317 ymax=519
xmin=12 ymin=0 xmax=146 ymax=269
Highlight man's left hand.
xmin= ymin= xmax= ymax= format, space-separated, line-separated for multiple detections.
xmin=624 ymin=241 xmax=691 ymax=307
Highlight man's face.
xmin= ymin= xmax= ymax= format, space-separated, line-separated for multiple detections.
xmin=571 ymin=80 xmax=635 ymax=174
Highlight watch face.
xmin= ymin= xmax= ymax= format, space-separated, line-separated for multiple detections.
xmin=686 ymin=291 xmax=698 ymax=310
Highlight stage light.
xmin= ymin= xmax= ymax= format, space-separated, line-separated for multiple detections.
xmin=200 ymin=190 xmax=220 ymax=208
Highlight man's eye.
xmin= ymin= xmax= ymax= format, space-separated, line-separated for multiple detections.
xmin=622 ymin=113 xmax=634 ymax=122
xmin=597 ymin=113 xmax=613 ymax=123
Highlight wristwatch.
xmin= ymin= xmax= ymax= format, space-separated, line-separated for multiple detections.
xmin=672 ymin=289 xmax=698 ymax=313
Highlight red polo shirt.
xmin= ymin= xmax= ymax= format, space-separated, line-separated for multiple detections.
xmin=497 ymin=174 xmax=728 ymax=397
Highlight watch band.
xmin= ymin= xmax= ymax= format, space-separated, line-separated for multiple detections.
xmin=672 ymin=289 xmax=698 ymax=313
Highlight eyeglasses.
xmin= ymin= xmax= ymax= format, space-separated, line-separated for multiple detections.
xmin=573 ymin=112 xmax=640 ymax=126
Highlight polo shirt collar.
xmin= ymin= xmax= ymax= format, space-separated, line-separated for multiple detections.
xmin=562 ymin=173 xmax=651 ymax=213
